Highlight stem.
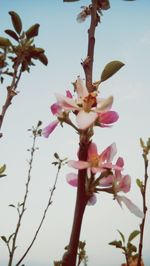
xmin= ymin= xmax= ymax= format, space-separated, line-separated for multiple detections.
xmin=62 ymin=1 xmax=98 ymax=265
xmin=137 ymin=155 xmax=148 ymax=266
xmin=62 ymin=140 xmax=89 ymax=266
xmin=83 ymin=0 xmax=98 ymax=92
xmin=15 ymin=163 xmax=61 ymax=266
xmin=7 ymin=125 xmax=38 ymax=266
xmin=0 ymin=63 xmax=22 ymax=133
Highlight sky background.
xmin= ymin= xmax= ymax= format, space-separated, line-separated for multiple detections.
xmin=0 ymin=0 xmax=150 ymax=265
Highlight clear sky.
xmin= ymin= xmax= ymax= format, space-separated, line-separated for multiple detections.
xmin=0 ymin=1 xmax=150 ymax=266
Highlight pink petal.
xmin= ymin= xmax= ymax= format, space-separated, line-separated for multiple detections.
xmin=115 ymin=157 xmax=124 ymax=179
xmin=66 ymin=90 xmax=73 ymax=98
xmin=42 ymin=120 xmax=59 ymax=138
xmin=76 ymin=77 xmax=88 ymax=98
xmin=100 ymin=143 xmax=117 ymax=163
xmin=66 ymin=173 xmax=78 ymax=187
xmin=51 ymin=103 xmax=62 ymax=115
xmin=99 ymin=175 xmax=113 ymax=187
xmin=68 ymin=160 xmax=89 ymax=170
xmin=118 ymin=175 xmax=131 ymax=193
xmin=96 ymin=96 xmax=113 ymax=112
xmin=116 ymin=195 xmax=144 ymax=218
xmin=76 ymin=110 xmax=97 ymax=130
xmin=99 ymin=111 xmax=119 ymax=125
xmin=56 ymin=94 xmax=79 ymax=111
xmin=88 ymin=142 xmax=98 ymax=160
xmin=87 ymin=194 xmax=97 ymax=205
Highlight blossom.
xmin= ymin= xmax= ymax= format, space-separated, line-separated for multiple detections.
xmin=66 ymin=172 xmax=97 ymax=206
xmin=99 ymin=157 xmax=144 ymax=218
xmin=68 ymin=142 xmax=122 ymax=175
xmin=42 ymin=93 xmax=70 ymax=138
xmin=56 ymin=77 xmax=118 ymax=130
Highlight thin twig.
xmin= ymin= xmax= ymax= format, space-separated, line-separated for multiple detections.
xmin=137 ymin=154 xmax=148 ymax=266
xmin=0 ymin=62 xmax=22 ymax=133
xmin=7 ymin=124 xmax=39 ymax=266
xmin=15 ymin=162 xmax=62 ymax=266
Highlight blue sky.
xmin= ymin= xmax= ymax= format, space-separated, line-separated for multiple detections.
xmin=0 ymin=1 xmax=150 ymax=265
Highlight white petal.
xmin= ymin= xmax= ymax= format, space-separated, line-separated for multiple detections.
xmin=116 ymin=195 xmax=144 ymax=218
xmin=55 ymin=93 xmax=79 ymax=111
xmin=97 ymin=96 xmax=113 ymax=112
xmin=76 ymin=110 xmax=97 ymax=130
xmin=76 ymin=77 xmax=88 ymax=98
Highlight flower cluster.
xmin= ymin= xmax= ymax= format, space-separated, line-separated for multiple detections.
xmin=67 ymin=142 xmax=143 ymax=218
xmin=43 ymin=77 xmax=143 ymax=219
xmin=42 ymin=77 xmax=118 ymax=137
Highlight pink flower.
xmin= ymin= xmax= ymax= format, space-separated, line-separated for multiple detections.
xmin=68 ymin=142 xmax=122 ymax=175
xmin=42 ymin=91 xmax=71 ymax=137
xmin=99 ymin=157 xmax=143 ymax=218
xmin=56 ymin=77 xmax=115 ymax=130
xmin=99 ymin=157 xmax=131 ymax=193
xmin=66 ymin=172 xmax=97 ymax=206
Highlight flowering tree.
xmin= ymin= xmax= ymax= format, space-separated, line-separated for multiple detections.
xmin=0 ymin=1 xmax=149 ymax=266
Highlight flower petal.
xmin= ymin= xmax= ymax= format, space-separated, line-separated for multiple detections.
xmin=116 ymin=195 xmax=144 ymax=218
xmin=87 ymin=194 xmax=97 ymax=205
xmin=99 ymin=111 xmax=119 ymax=125
xmin=66 ymin=173 xmax=78 ymax=187
xmin=66 ymin=90 xmax=73 ymax=98
xmin=100 ymin=143 xmax=117 ymax=163
xmin=88 ymin=142 xmax=98 ymax=160
xmin=76 ymin=110 xmax=97 ymax=130
xmin=76 ymin=77 xmax=88 ymax=98
xmin=118 ymin=175 xmax=131 ymax=193
xmin=56 ymin=94 xmax=79 ymax=111
xmin=99 ymin=175 xmax=113 ymax=187
xmin=42 ymin=120 xmax=59 ymax=138
xmin=97 ymin=96 xmax=113 ymax=112
xmin=51 ymin=102 xmax=62 ymax=115
xmin=68 ymin=160 xmax=89 ymax=170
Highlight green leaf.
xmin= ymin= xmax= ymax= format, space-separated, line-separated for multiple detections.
xmin=26 ymin=24 xmax=40 ymax=39
xmin=1 ymin=236 xmax=7 ymax=243
xmin=109 ymin=240 xmax=122 ymax=248
xmin=140 ymin=138 xmax=145 ymax=149
xmin=0 ymin=37 xmax=11 ymax=47
xmin=9 ymin=11 xmax=22 ymax=34
xmin=101 ymin=60 xmax=125 ymax=82
xmin=9 ymin=204 xmax=16 ymax=208
xmin=127 ymin=242 xmax=137 ymax=253
xmin=0 ymin=164 xmax=6 ymax=175
xmin=136 ymin=178 xmax=143 ymax=188
xmin=128 ymin=230 xmax=140 ymax=243
xmin=117 ymin=230 xmax=125 ymax=243
xmin=5 ymin=29 xmax=19 ymax=41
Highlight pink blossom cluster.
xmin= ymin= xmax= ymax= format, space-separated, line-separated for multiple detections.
xmin=42 ymin=77 xmax=118 ymax=137
xmin=67 ymin=142 xmax=143 ymax=218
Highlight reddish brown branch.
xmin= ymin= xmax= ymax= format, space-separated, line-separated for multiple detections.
xmin=137 ymin=156 xmax=148 ymax=266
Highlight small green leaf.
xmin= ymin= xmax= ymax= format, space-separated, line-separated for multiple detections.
xmin=0 ymin=164 xmax=6 ymax=174
xmin=128 ymin=230 xmax=140 ymax=243
xmin=5 ymin=29 xmax=19 ymax=41
xmin=0 ymin=37 xmax=11 ymax=47
xmin=140 ymin=138 xmax=145 ymax=149
xmin=9 ymin=204 xmax=16 ymax=208
xmin=117 ymin=230 xmax=125 ymax=243
xmin=54 ymin=153 xmax=60 ymax=159
xmin=109 ymin=240 xmax=122 ymax=248
xmin=9 ymin=11 xmax=22 ymax=34
xmin=1 ymin=236 xmax=7 ymax=243
xmin=127 ymin=242 xmax=137 ymax=252
xmin=26 ymin=24 xmax=40 ymax=39
xmin=101 ymin=60 xmax=125 ymax=82
xmin=136 ymin=178 xmax=143 ymax=188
